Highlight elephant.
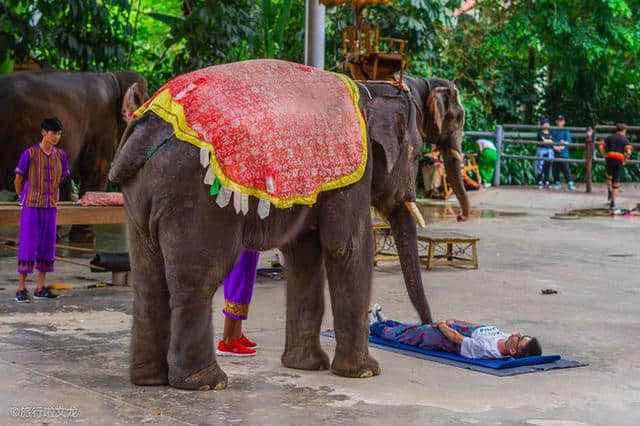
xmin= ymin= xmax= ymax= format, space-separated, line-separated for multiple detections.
xmin=0 ymin=70 xmax=148 ymax=241
xmin=108 ymin=73 xmax=434 ymax=390
xmin=360 ymin=77 xmax=469 ymax=324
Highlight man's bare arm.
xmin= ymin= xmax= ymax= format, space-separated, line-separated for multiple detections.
xmin=446 ymin=318 xmax=473 ymax=325
xmin=436 ymin=322 xmax=464 ymax=345
xmin=14 ymin=175 xmax=23 ymax=198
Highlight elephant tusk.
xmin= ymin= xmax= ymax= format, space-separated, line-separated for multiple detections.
xmin=449 ymin=148 xmax=464 ymax=162
xmin=404 ymin=201 xmax=426 ymax=229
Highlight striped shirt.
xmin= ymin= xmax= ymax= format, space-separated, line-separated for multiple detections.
xmin=15 ymin=144 xmax=70 ymax=208
xmin=600 ymin=134 xmax=632 ymax=162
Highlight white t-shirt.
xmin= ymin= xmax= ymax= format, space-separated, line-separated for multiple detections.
xmin=459 ymin=326 xmax=509 ymax=359
xmin=477 ymin=139 xmax=497 ymax=151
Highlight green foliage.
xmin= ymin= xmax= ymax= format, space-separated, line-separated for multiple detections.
xmin=0 ymin=0 xmax=133 ymax=71
xmin=442 ymin=0 xmax=640 ymax=126
xmin=1 ymin=0 xmax=639 ymax=185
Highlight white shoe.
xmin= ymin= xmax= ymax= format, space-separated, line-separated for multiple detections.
xmin=367 ymin=310 xmax=378 ymax=325
xmin=372 ymin=303 xmax=387 ymax=322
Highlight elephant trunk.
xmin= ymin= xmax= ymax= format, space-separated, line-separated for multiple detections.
xmin=443 ymin=149 xmax=470 ymax=221
xmin=389 ymin=205 xmax=433 ymax=324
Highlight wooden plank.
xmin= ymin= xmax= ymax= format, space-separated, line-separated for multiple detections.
xmin=0 ymin=205 xmax=125 ymax=227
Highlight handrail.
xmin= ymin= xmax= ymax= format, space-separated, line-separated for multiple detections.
xmin=462 ymin=123 xmax=639 ymax=191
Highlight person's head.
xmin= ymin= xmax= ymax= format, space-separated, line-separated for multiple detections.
xmin=540 ymin=118 xmax=550 ymax=129
xmin=505 ymin=333 xmax=542 ymax=358
xmin=41 ymin=117 xmax=63 ymax=145
xmin=555 ymin=115 xmax=566 ymax=127
xmin=615 ymin=123 xmax=627 ymax=135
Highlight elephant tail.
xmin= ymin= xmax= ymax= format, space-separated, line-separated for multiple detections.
xmin=109 ymin=112 xmax=170 ymax=183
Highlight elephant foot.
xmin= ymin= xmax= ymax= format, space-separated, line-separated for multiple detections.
xmin=68 ymin=225 xmax=96 ymax=244
xmin=168 ymin=362 xmax=228 ymax=391
xmin=331 ymin=352 xmax=380 ymax=378
xmin=130 ymin=362 xmax=169 ymax=386
xmin=281 ymin=345 xmax=330 ymax=371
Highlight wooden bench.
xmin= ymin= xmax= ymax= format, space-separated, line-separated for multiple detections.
xmin=417 ymin=230 xmax=479 ymax=270
xmin=373 ymin=222 xmax=479 ymax=270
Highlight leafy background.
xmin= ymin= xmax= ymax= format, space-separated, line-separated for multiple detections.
xmin=1 ymin=0 xmax=639 ymax=184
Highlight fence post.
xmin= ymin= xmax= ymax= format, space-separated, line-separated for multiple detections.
xmin=493 ymin=125 xmax=504 ymax=186
xmin=584 ymin=126 xmax=594 ymax=193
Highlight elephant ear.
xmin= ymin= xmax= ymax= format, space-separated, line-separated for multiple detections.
xmin=365 ymin=96 xmax=407 ymax=174
xmin=425 ymin=87 xmax=449 ymax=141
xmin=121 ymin=82 xmax=145 ymax=123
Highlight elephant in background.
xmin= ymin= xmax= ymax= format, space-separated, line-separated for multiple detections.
xmin=108 ymin=82 xmax=427 ymax=390
xmin=0 ymin=70 xmax=148 ymax=241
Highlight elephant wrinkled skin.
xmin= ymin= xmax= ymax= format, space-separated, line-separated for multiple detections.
xmin=109 ymin=77 xmax=432 ymax=390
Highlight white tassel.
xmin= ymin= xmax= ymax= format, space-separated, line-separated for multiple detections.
xmin=203 ymin=165 xmax=215 ymax=185
xmin=266 ymin=176 xmax=275 ymax=194
xmin=257 ymin=198 xmax=271 ymax=219
xmin=241 ymin=193 xmax=249 ymax=215
xmin=216 ymin=186 xmax=232 ymax=208
xmin=233 ymin=191 xmax=241 ymax=214
xmin=200 ymin=147 xmax=210 ymax=168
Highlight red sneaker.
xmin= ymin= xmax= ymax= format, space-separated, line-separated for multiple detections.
xmin=238 ymin=334 xmax=258 ymax=348
xmin=216 ymin=339 xmax=256 ymax=357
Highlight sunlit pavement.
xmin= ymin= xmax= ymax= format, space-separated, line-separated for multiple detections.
xmin=0 ymin=184 xmax=638 ymax=425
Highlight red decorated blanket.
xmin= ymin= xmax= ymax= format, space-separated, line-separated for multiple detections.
xmin=134 ymin=59 xmax=366 ymax=212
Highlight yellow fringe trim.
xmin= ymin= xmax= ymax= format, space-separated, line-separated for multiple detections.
xmin=224 ymin=300 xmax=250 ymax=318
xmin=133 ymin=72 xmax=367 ymax=209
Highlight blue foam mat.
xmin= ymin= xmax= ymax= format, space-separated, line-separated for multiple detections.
xmin=320 ymin=330 xmax=587 ymax=376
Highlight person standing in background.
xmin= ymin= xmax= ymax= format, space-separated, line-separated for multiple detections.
xmin=551 ymin=115 xmax=575 ymax=190
xmin=535 ymin=118 xmax=554 ymax=189
xmin=475 ymin=138 xmax=497 ymax=188
xmin=599 ymin=123 xmax=633 ymax=209
xmin=14 ymin=118 xmax=70 ymax=302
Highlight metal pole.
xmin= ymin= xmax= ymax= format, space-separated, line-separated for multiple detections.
xmin=585 ymin=127 xmax=594 ymax=193
xmin=493 ymin=125 xmax=504 ymax=186
xmin=304 ymin=0 xmax=325 ymax=69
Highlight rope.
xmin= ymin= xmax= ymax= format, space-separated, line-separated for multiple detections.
xmin=1 ymin=236 xmax=96 ymax=253
xmin=144 ymin=133 xmax=174 ymax=163
xmin=0 ymin=242 xmax=106 ymax=271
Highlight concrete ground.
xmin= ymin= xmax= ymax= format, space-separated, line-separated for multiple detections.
xmin=0 ymin=184 xmax=638 ymax=425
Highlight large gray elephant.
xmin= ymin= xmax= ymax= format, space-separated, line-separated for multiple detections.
xmin=109 ymin=76 xmax=431 ymax=390
xmin=360 ymin=77 xmax=468 ymax=325
xmin=0 ymin=70 xmax=148 ymax=240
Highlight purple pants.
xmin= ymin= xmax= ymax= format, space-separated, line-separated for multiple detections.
xmin=222 ymin=250 xmax=260 ymax=320
xmin=370 ymin=320 xmax=461 ymax=353
xmin=18 ymin=206 xmax=57 ymax=274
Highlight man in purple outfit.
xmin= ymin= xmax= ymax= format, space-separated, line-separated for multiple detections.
xmin=14 ymin=117 xmax=70 ymax=302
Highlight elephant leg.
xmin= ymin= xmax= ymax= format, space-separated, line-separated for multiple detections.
xmin=280 ymin=232 xmax=330 ymax=371
xmin=321 ymin=206 xmax=380 ymax=378
xmin=128 ymin=227 xmax=170 ymax=386
xmin=162 ymin=248 xmax=228 ymax=391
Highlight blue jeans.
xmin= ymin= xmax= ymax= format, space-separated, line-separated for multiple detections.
xmin=535 ymin=147 xmax=554 ymax=182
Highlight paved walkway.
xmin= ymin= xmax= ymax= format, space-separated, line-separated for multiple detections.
xmin=0 ymin=185 xmax=638 ymax=425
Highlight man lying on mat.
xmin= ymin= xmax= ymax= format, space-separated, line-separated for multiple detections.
xmin=368 ymin=304 xmax=542 ymax=359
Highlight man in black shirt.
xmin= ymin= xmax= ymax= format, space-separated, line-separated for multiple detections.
xmin=599 ymin=123 xmax=633 ymax=209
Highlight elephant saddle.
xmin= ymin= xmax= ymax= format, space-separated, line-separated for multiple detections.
xmin=134 ymin=59 xmax=366 ymax=215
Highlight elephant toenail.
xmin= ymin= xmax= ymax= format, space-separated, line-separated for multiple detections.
xmin=359 ymin=370 xmax=373 ymax=378
xmin=214 ymin=383 xmax=227 ymax=390
xmin=198 ymin=385 xmax=211 ymax=391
